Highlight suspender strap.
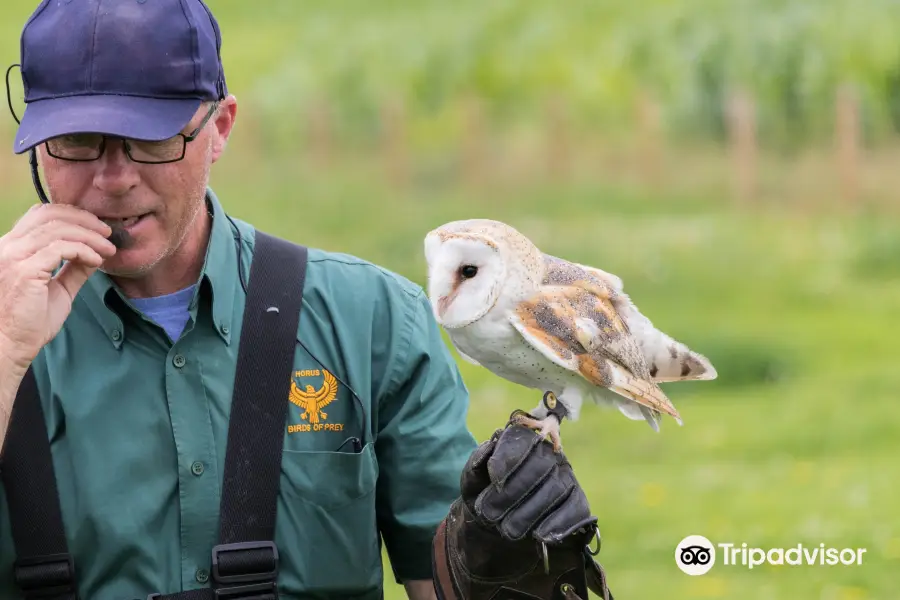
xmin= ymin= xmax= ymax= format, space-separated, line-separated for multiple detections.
xmin=0 ymin=366 xmax=77 ymax=600
xmin=0 ymin=229 xmax=309 ymax=600
xmin=206 ymin=230 xmax=307 ymax=598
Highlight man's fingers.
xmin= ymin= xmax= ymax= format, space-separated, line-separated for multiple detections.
xmin=470 ymin=425 xmax=567 ymax=523
xmin=9 ymin=203 xmax=113 ymax=240
xmin=11 ymin=203 xmax=42 ymax=227
xmin=476 ymin=447 xmax=558 ymax=524
xmin=28 ymin=240 xmax=105 ymax=274
xmin=13 ymin=221 xmax=117 ymax=261
xmin=496 ymin=467 xmax=575 ymax=541
xmin=486 ymin=426 xmax=548 ymax=485
xmin=460 ymin=434 xmax=499 ymax=502
xmin=54 ymin=260 xmax=99 ymax=300
xmin=532 ymin=483 xmax=595 ymax=545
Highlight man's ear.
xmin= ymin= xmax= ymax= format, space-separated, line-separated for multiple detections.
xmin=210 ymin=94 xmax=238 ymax=162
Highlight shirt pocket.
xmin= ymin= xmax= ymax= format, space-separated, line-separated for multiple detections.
xmin=275 ymin=442 xmax=384 ymax=596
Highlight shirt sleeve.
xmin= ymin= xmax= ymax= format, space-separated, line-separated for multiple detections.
xmin=374 ymin=288 xmax=478 ymax=583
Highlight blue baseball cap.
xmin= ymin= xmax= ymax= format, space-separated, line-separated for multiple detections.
xmin=12 ymin=0 xmax=227 ymax=154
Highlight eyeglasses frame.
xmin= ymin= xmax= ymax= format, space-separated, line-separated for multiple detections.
xmin=43 ymin=100 xmax=220 ymax=165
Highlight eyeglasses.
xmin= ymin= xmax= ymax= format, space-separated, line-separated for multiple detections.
xmin=44 ymin=101 xmax=219 ymax=164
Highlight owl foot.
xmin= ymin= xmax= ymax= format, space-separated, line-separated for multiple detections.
xmin=536 ymin=416 xmax=563 ymax=453
xmin=509 ymin=411 xmax=563 ymax=453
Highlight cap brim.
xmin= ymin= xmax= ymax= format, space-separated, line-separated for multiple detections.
xmin=12 ymin=94 xmax=203 ymax=154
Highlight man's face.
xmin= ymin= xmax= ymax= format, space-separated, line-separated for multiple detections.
xmin=39 ymin=97 xmax=236 ymax=277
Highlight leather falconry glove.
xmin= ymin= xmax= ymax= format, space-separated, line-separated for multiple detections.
xmin=432 ymin=415 xmax=615 ymax=600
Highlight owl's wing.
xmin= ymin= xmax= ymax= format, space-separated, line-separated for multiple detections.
xmin=508 ymin=281 xmax=681 ymax=423
xmin=541 ymin=254 xmax=716 ymax=383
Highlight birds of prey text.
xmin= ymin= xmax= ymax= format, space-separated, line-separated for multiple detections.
xmin=424 ymin=218 xmax=717 ymax=451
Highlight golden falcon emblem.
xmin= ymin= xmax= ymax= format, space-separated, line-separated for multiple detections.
xmin=289 ymin=369 xmax=338 ymax=424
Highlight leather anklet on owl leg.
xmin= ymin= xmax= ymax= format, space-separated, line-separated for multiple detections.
xmin=507 ymin=407 xmax=560 ymax=452
xmin=509 ymin=392 xmax=567 ymax=452
xmin=539 ymin=391 xmax=568 ymax=452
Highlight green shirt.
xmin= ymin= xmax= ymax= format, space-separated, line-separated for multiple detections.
xmin=0 ymin=188 xmax=478 ymax=599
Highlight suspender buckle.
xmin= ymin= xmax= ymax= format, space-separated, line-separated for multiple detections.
xmin=14 ymin=552 xmax=77 ymax=599
xmin=211 ymin=541 xmax=279 ymax=599
xmin=214 ymin=581 xmax=277 ymax=599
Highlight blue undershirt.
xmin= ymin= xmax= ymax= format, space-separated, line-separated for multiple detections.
xmin=129 ymin=284 xmax=196 ymax=342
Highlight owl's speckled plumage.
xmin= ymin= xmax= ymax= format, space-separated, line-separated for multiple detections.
xmin=424 ymin=218 xmax=717 ymax=449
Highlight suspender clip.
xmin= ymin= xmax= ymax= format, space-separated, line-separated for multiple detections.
xmin=14 ymin=552 xmax=77 ymax=599
xmin=214 ymin=581 xmax=277 ymax=599
xmin=211 ymin=540 xmax=279 ymax=582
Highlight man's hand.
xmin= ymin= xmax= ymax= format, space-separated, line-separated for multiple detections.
xmin=0 ymin=203 xmax=116 ymax=447
xmin=431 ymin=421 xmax=613 ymax=600
xmin=461 ymin=422 xmax=596 ymax=545
xmin=0 ymin=203 xmax=116 ymax=369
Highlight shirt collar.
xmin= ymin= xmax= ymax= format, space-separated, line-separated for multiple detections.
xmin=82 ymin=187 xmax=238 ymax=347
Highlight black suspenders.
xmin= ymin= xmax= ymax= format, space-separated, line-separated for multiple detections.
xmin=0 ymin=230 xmax=308 ymax=600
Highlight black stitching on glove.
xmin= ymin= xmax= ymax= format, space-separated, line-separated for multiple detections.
xmin=462 ymin=424 xmax=596 ymax=546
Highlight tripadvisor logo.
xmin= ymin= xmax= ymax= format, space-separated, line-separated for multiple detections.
xmin=675 ymin=535 xmax=867 ymax=575
xmin=675 ymin=535 xmax=716 ymax=576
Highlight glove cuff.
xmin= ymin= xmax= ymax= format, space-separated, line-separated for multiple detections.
xmin=432 ymin=498 xmax=604 ymax=600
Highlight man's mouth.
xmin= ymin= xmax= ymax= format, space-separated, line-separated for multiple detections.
xmin=99 ymin=213 xmax=151 ymax=249
xmin=100 ymin=213 xmax=149 ymax=229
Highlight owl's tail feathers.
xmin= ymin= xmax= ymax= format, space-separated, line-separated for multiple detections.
xmin=615 ymin=401 xmax=662 ymax=432
xmin=606 ymin=360 xmax=682 ymax=430
xmin=643 ymin=337 xmax=717 ymax=383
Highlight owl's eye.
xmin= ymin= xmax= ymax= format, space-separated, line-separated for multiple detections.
xmin=459 ymin=265 xmax=478 ymax=279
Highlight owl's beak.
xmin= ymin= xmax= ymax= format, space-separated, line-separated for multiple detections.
xmin=436 ymin=296 xmax=450 ymax=318
xmin=436 ymin=288 xmax=460 ymax=318
xmin=436 ymin=280 xmax=463 ymax=320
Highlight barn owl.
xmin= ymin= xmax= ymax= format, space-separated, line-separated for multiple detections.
xmin=423 ymin=218 xmax=717 ymax=451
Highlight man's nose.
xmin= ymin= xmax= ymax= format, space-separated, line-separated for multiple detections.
xmin=92 ymin=138 xmax=141 ymax=194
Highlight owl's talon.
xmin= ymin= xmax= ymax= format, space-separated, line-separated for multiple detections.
xmin=507 ymin=409 xmax=536 ymax=427
xmin=538 ymin=416 xmax=563 ymax=453
xmin=509 ymin=412 xmax=563 ymax=452
xmin=509 ymin=411 xmax=543 ymax=432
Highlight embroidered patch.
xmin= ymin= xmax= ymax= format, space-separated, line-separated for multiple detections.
xmin=287 ymin=369 xmax=344 ymax=433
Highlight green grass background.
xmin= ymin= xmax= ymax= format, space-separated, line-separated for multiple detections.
xmin=0 ymin=2 xmax=898 ymax=599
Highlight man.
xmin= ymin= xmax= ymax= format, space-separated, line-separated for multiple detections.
xmin=0 ymin=1 xmax=610 ymax=599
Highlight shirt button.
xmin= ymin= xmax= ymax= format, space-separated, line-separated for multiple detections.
xmin=191 ymin=461 xmax=204 ymax=476
xmin=111 ymin=329 xmax=121 ymax=341
xmin=173 ymin=354 xmax=186 ymax=368
xmin=220 ymin=324 xmax=229 ymax=335
xmin=195 ymin=568 xmax=209 ymax=583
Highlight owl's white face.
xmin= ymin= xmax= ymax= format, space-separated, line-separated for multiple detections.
xmin=424 ymin=232 xmax=507 ymax=329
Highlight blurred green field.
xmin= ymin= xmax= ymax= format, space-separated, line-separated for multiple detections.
xmin=1 ymin=1 xmax=898 ymax=599
xmin=208 ymin=162 xmax=900 ymax=600
xmin=5 ymin=0 xmax=900 ymax=150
